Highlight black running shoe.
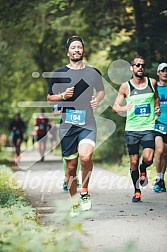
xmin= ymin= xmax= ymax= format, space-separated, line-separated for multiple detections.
xmin=132 ymin=191 xmax=141 ymax=203
xmin=153 ymin=179 xmax=163 ymax=192
xmin=160 ymin=179 xmax=166 ymax=192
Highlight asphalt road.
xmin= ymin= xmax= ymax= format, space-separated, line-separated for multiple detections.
xmin=13 ymin=149 xmax=167 ymax=252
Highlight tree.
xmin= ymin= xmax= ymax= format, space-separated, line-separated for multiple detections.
xmin=0 ymin=0 xmax=166 ymax=161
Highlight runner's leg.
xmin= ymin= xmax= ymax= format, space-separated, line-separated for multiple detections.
xmin=78 ymin=142 xmax=94 ymax=193
xmin=65 ymin=157 xmax=78 ymax=197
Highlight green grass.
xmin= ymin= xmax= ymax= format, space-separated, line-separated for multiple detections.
xmin=0 ymin=147 xmax=13 ymax=165
xmin=0 ymin=165 xmax=85 ymax=252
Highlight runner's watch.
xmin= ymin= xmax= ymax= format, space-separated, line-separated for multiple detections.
xmin=61 ymin=93 xmax=66 ymax=100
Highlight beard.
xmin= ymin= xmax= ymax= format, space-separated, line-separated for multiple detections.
xmin=70 ymin=54 xmax=83 ymax=62
xmin=134 ymin=71 xmax=144 ymax=78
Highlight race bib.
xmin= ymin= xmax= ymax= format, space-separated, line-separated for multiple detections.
xmin=15 ymin=129 xmax=20 ymax=134
xmin=65 ymin=109 xmax=86 ymax=125
xmin=134 ymin=104 xmax=150 ymax=116
xmin=155 ymin=123 xmax=167 ymax=134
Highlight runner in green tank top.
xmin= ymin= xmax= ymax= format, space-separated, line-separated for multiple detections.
xmin=113 ymin=55 xmax=160 ymax=202
xmin=125 ymin=77 xmax=155 ymax=131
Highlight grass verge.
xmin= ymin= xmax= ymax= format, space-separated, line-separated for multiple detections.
xmin=0 ymin=164 xmax=85 ymax=252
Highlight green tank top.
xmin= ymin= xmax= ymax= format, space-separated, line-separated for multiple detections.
xmin=125 ymin=77 xmax=155 ymax=131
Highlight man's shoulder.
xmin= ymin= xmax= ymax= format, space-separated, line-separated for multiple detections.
xmin=144 ymin=76 xmax=156 ymax=83
xmin=118 ymin=82 xmax=129 ymax=96
xmin=94 ymin=67 xmax=102 ymax=75
xmin=54 ymin=66 xmax=69 ymax=73
xmin=150 ymin=77 xmax=156 ymax=85
xmin=50 ymin=66 xmax=69 ymax=81
xmin=86 ymin=65 xmax=101 ymax=74
xmin=121 ymin=81 xmax=129 ymax=89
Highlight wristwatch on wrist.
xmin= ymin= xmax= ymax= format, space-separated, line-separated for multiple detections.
xmin=61 ymin=92 xmax=66 ymax=100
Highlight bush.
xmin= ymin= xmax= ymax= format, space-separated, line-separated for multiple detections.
xmin=0 ymin=165 xmax=85 ymax=252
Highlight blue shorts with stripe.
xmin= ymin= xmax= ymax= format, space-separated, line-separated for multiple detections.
xmin=59 ymin=125 xmax=96 ymax=157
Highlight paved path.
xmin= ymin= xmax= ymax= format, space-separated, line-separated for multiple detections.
xmin=13 ymin=149 xmax=167 ymax=252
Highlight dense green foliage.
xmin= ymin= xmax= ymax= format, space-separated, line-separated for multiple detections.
xmin=0 ymin=165 xmax=85 ymax=252
xmin=0 ymin=165 xmax=22 ymax=206
xmin=0 ymin=146 xmax=13 ymax=165
xmin=0 ymin=0 xmax=166 ymax=161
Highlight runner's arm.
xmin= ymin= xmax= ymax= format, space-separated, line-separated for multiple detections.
xmin=151 ymin=78 xmax=160 ymax=116
xmin=47 ymin=87 xmax=74 ymax=102
xmin=113 ymin=83 xmax=132 ymax=113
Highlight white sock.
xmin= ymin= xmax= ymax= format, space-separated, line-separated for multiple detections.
xmin=160 ymin=173 xmax=164 ymax=180
xmin=156 ymin=173 xmax=161 ymax=180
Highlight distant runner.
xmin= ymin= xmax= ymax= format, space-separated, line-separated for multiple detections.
xmin=35 ymin=108 xmax=50 ymax=162
xmin=9 ymin=113 xmax=26 ymax=162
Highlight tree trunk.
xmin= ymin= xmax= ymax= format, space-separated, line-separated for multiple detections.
xmin=132 ymin=0 xmax=145 ymax=56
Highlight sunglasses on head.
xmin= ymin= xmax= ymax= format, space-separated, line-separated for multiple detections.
xmin=132 ymin=63 xmax=145 ymax=68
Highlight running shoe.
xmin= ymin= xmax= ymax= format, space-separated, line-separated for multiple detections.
xmin=63 ymin=181 xmax=68 ymax=191
xmin=140 ymin=172 xmax=148 ymax=187
xmin=80 ymin=193 xmax=92 ymax=211
xmin=153 ymin=179 xmax=161 ymax=192
xmin=132 ymin=191 xmax=141 ymax=203
xmin=154 ymin=179 xmax=166 ymax=192
xmin=15 ymin=155 xmax=21 ymax=164
xmin=70 ymin=203 xmax=80 ymax=218
xmin=160 ymin=179 xmax=166 ymax=192
xmin=40 ymin=157 xmax=44 ymax=162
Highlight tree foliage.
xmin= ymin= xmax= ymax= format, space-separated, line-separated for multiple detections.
xmin=0 ymin=0 xmax=166 ymax=161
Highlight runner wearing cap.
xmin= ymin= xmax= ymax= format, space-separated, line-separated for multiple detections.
xmin=153 ymin=63 xmax=167 ymax=192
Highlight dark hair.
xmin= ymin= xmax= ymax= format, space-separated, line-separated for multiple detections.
xmin=15 ymin=113 xmax=21 ymax=118
xmin=66 ymin=36 xmax=84 ymax=50
xmin=131 ymin=55 xmax=144 ymax=65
